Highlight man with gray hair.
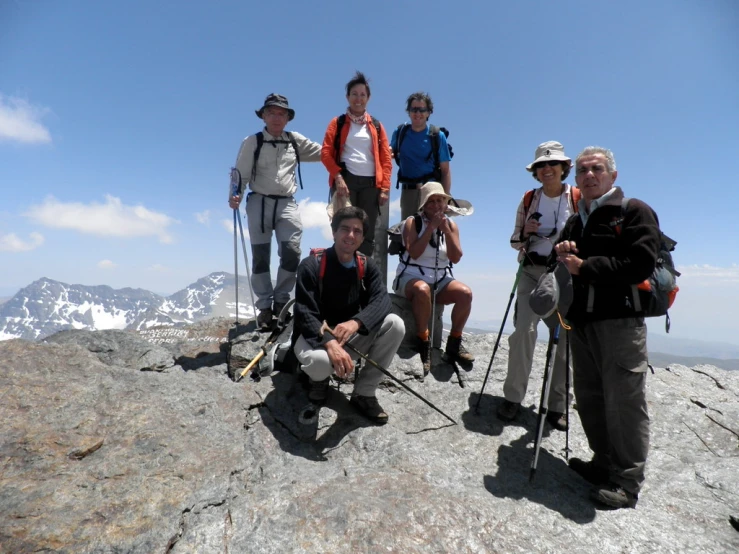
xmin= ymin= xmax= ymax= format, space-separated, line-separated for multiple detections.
xmin=554 ymin=146 xmax=661 ymax=509
xmin=230 ymin=93 xmax=322 ymax=329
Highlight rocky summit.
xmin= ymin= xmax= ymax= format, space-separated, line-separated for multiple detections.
xmin=1 ymin=318 xmax=738 ymax=553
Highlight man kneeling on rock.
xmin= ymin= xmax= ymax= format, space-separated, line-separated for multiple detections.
xmin=293 ymin=206 xmax=405 ymax=424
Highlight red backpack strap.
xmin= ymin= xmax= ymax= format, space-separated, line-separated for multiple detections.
xmin=355 ymin=252 xmax=367 ymax=281
xmin=310 ymin=248 xmax=327 ymax=296
xmin=570 ymin=185 xmax=582 ymax=213
xmin=523 ymin=188 xmax=536 ymax=214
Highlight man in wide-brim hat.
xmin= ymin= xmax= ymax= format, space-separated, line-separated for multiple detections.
xmin=230 ymin=93 xmax=322 ymax=329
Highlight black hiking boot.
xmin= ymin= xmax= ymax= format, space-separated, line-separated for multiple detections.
xmin=568 ymin=457 xmax=609 ymax=486
xmin=445 ymin=336 xmax=475 ymax=364
xmin=350 ymin=395 xmax=389 ymax=425
xmin=257 ymin=308 xmax=273 ymax=330
xmin=307 ymin=377 xmax=330 ymax=404
xmin=545 ymin=410 xmax=568 ymax=431
xmin=497 ymin=399 xmax=520 ymax=422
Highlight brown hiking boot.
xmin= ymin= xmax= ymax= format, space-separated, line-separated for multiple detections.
xmin=445 ymin=336 xmax=475 ymax=364
xmin=591 ymin=484 xmax=638 ymax=509
xmin=415 ymin=336 xmax=431 ymax=376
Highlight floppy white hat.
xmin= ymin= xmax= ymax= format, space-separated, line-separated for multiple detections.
xmin=526 ymin=141 xmax=571 ymax=171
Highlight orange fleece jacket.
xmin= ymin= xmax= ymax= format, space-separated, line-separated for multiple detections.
xmin=321 ymin=113 xmax=393 ymax=192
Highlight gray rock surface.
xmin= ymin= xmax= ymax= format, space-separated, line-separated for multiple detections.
xmin=2 ymin=327 xmax=738 ymax=553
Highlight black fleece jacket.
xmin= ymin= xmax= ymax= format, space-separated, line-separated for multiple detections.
xmin=558 ymin=186 xmax=660 ymax=323
xmin=294 ymin=246 xmax=391 ymax=349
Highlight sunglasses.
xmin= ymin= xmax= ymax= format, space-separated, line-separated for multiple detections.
xmin=533 ymin=160 xmax=563 ymax=170
xmin=409 ymin=107 xmax=429 ymax=113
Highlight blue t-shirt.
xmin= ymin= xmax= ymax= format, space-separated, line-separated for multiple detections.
xmin=390 ymin=124 xmax=451 ymax=180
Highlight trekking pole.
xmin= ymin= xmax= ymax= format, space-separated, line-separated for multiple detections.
xmin=230 ymin=167 xmax=257 ymax=322
xmin=474 ymin=259 xmax=525 ymax=414
xmin=319 ymin=322 xmax=458 ymax=426
xmin=564 ymin=330 xmax=571 ymax=461
xmin=530 ymin=324 xmax=560 ymax=483
xmin=236 ymin=211 xmax=257 ymax=321
xmin=233 ymin=209 xmax=240 ymax=324
xmin=428 ymin=229 xmax=442 ymax=376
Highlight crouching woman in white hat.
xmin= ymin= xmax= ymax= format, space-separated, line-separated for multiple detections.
xmin=393 ymin=182 xmax=474 ymax=376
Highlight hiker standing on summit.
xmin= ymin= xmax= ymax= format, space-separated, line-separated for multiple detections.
xmin=391 ymin=92 xmax=452 ymax=220
xmin=321 ymin=71 xmax=393 ymax=266
xmin=230 ymin=94 xmax=322 ymax=330
xmin=497 ymin=141 xmax=579 ymax=430
xmin=555 ymin=146 xmax=660 ymax=509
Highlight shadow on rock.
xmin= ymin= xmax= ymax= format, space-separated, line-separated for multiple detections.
xmin=484 ymin=427 xmax=596 ymax=523
xmin=176 ymin=342 xmax=229 ymax=371
xmin=260 ymin=372 xmax=373 ymax=462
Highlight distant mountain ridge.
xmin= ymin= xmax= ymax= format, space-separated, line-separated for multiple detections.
xmin=0 ymin=273 xmax=255 ymax=341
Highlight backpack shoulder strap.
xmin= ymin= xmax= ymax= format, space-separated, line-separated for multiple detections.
xmin=252 ymin=132 xmax=264 ymax=181
xmin=310 ymin=248 xmax=327 ymax=296
xmin=427 ymin=125 xmax=440 ymax=168
xmin=395 ymin=123 xmax=410 ymax=161
xmin=413 ymin=213 xmax=423 ymax=233
xmin=285 ymin=131 xmax=303 ymax=190
xmin=523 ymin=188 xmax=537 ymax=214
xmin=333 ymin=115 xmax=346 ymax=166
xmin=355 ymin=252 xmax=367 ymax=281
xmin=570 ymin=185 xmax=582 ymax=213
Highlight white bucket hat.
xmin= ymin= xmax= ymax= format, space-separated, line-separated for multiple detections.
xmin=417 ymin=182 xmax=473 ymax=216
xmin=526 ymin=141 xmax=572 ymax=172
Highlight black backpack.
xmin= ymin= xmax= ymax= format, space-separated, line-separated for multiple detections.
xmin=333 ymin=114 xmax=382 ymax=167
xmin=387 ymin=213 xmax=423 ymax=256
xmin=252 ymin=131 xmax=303 ymax=189
xmin=392 ymin=124 xmax=454 ymax=189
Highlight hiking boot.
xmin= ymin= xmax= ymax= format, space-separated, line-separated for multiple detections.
xmin=273 ymin=302 xmax=287 ymax=319
xmin=415 ymin=336 xmax=432 ymax=376
xmin=257 ymin=308 xmax=273 ymax=330
xmin=497 ymin=399 xmax=520 ymax=422
xmin=350 ymin=395 xmax=389 ymax=425
xmin=445 ymin=336 xmax=475 ymax=364
xmin=545 ymin=410 xmax=568 ymax=431
xmin=591 ymin=484 xmax=638 ymax=509
xmin=307 ymin=377 xmax=330 ymax=404
xmin=568 ymin=457 xmax=609 ymax=486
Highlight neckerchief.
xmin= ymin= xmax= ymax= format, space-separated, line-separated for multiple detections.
xmin=345 ymin=109 xmax=366 ymax=125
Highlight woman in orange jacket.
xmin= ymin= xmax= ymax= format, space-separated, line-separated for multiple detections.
xmin=321 ymin=71 xmax=393 ymax=257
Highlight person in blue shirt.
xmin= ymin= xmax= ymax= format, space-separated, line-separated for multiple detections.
xmin=390 ymin=92 xmax=452 ymax=220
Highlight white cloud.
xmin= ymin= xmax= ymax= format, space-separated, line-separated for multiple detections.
xmin=195 ymin=210 xmax=210 ymax=225
xmin=24 ymin=195 xmax=176 ymax=243
xmin=0 ymin=231 xmax=44 ymax=252
xmin=98 ymin=259 xmax=116 ymax=269
xmin=389 ymin=198 xmax=400 ymax=218
xmin=677 ymin=264 xmax=739 ymax=284
xmin=0 ymin=95 xmax=52 ymax=144
xmin=222 ymin=217 xmax=250 ymax=239
xmin=297 ymin=198 xmax=333 ymax=240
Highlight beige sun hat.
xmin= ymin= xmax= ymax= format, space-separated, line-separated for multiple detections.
xmin=525 ymin=141 xmax=571 ymax=171
xmin=417 ymin=182 xmax=473 ymax=216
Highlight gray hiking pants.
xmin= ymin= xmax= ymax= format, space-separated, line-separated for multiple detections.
xmin=339 ymin=170 xmax=381 ymax=257
xmin=569 ymin=317 xmax=650 ymax=494
xmin=295 ymin=313 xmax=404 ymax=397
xmin=245 ymin=193 xmax=301 ymax=310
xmin=400 ymin=186 xmax=421 ymax=221
xmin=504 ymin=264 xmax=569 ymax=412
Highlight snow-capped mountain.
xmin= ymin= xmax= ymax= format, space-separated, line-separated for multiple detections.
xmin=0 ymin=273 xmax=257 ymax=341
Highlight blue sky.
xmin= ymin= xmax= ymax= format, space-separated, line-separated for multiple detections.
xmin=1 ymin=0 xmax=738 ymax=345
